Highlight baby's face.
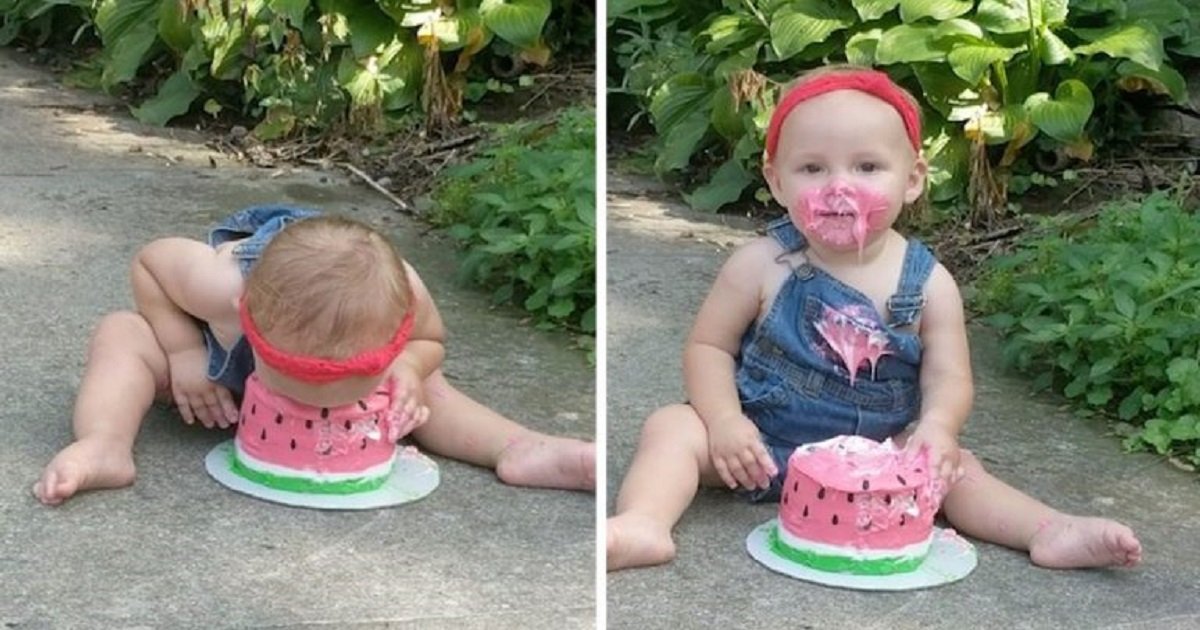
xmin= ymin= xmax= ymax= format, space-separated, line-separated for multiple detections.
xmin=764 ymin=89 xmax=926 ymax=253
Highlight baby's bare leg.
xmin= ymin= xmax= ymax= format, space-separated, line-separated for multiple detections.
xmin=942 ymin=450 xmax=1142 ymax=568
xmin=607 ymin=404 xmax=722 ymax=571
xmin=410 ymin=369 xmax=594 ymax=491
xmin=33 ymin=311 xmax=170 ymax=505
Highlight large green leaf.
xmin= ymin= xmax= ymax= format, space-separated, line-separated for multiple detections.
xmin=1039 ymin=26 xmax=1074 ymax=64
xmin=131 ymin=69 xmax=201 ymax=125
xmin=268 ymin=0 xmax=307 ymax=26
xmin=1074 ymin=21 xmax=1165 ymax=70
xmin=686 ymin=158 xmax=754 ymax=212
xmin=1116 ymin=60 xmax=1188 ymax=103
xmin=319 ymin=0 xmax=398 ymax=56
xmin=899 ymin=0 xmax=972 ymax=23
xmin=851 ymin=0 xmax=899 ymax=21
xmin=768 ymin=0 xmax=856 ymax=61
xmin=975 ymin=0 xmax=1068 ymax=34
xmin=656 ymin=110 xmax=709 ymax=173
xmin=157 ymin=0 xmax=192 ymax=54
xmin=1024 ymin=79 xmax=1093 ymax=143
xmin=608 ymin=0 xmax=671 ymax=19
xmin=481 ymin=0 xmax=551 ymax=50
xmin=845 ymin=28 xmax=882 ymax=66
xmin=925 ymin=124 xmax=970 ymax=201
xmin=912 ymin=62 xmax=974 ymax=118
xmin=876 ymin=24 xmax=945 ymax=63
xmin=709 ymin=83 xmax=743 ymax=142
xmin=96 ymin=0 xmax=160 ymax=87
xmin=703 ymin=14 xmax=766 ymax=54
xmin=649 ymin=72 xmax=712 ymax=132
xmin=947 ymin=41 xmax=1024 ymax=84
xmin=1125 ymin=0 xmax=1190 ymax=40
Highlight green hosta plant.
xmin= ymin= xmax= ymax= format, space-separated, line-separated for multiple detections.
xmin=4 ymin=0 xmax=562 ymax=134
xmin=610 ymin=0 xmax=1195 ymax=213
xmin=975 ymin=191 xmax=1200 ymax=466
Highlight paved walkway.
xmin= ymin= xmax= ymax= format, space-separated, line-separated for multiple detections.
xmin=605 ymin=173 xmax=1200 ymax=630
xmin=0 ymin=49 xmax=594 ymax=629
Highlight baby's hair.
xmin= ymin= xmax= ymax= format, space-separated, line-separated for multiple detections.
xmin=777 ymin=64 xmax=924 ymax=138
xmin=244 ymin=216 xmax=411 ymax=360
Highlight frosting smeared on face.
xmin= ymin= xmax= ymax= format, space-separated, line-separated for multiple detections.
xmin=813 ymin=304 xmax=891 ymax=387
xmin=791 ymin=182 xmax=891 ymax=257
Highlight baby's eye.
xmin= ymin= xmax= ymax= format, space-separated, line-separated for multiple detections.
xmin=800 ymin=163 xmax=823 ymax=174
xmin=858 ymin=161 xmax=883 ymax=173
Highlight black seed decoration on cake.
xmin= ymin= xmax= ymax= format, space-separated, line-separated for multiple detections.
xmin=320 ymin=408 xmax=329 ymax=419
xmin=817 ymin=487 xmax=826 ymax=499
xmin=793 ymin=481 xmax=798 ymax=493
xmin=259 ymin=428 xmax=266 ymax=440
xmin=361 ymin=438 xmax=367 ymax=450
xmin=275 ymin=413 xmax=282 ymax=425
xmin=862 ymin=480 xmax=870 ymax=490
xmin=885 ymin=494 xmax=892 ymax=505
xmin=900 ymin=514 xmax=907 ymax=526
xmin=831 ymin=514 xmax=839 ymax=525
xmin=847 ymin=493 xmax=854 ymax=503
xmin=803 ymin=505 xmax=809 ymax=517
xmin=783 ymin=494 xmax=789 ymax=505
xmin=289 ymin=439 xmax=296 ymax=450
xmin=896 ymin=474 xmax=907 ymax=485
xmin=372 ymin=417 xmax=378 ymax=425
xmin=251 ymin=404 xmax=256 ymax=415
xmin=358 ymin=400 xmax=367 ymax=410
xmin=305 ymin=419 xmax=312 ymax=429
xmin=344 ymin=420 xmax=352 ymax=430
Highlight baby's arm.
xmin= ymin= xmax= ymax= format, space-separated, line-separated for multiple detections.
xmin=131 ymin=237 xmax=244 ymax=426
xmin=393 ymin=261 xmax=446 ymax=382
xmin=685 ymin=238 xmax=777 ymax=489
xmin=909 ymin=263 xmax=974 ymax=480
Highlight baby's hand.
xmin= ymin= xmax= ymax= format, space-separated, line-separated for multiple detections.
xmin=387 ymin=362 xmax=429 ymax=441
xmin=904 ymin=421 xmax=961 ymax=486
xmin=708 ymin=414 xmax=778 ymax=491
xmin=167 ymin=347 xmax=238 ymax=429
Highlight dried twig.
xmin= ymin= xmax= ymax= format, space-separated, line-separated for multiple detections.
xmin=340 ymin=162 xmax=413 ymax=214
xmin=1062 ymin=172 xmax=1105 ymax=206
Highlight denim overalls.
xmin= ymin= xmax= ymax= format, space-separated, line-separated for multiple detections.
xmin=736 ymin=216 xmax=935 ymax=501
xmin=202 ymin=205 xmax=320 ymax=396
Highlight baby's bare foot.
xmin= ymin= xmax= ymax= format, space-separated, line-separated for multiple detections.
xmin=496 ymin=434 xmax=595 ymax=491
xmin=1029 ymin=515 xmax=1142 ymax=569
xmin=607 ymin=513 xmax=676 ymax=572
xmin=33 ymin=438 xmax=136 ymax=506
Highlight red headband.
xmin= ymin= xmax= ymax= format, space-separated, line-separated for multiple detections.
xmin=765 ymin=70 xmax=922 ymax=160
xmin=239 ymin=297 xmax=416 ymax=383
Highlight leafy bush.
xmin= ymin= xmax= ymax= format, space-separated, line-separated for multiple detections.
xmin=975 ymin=191 xmax=1200 ymax=465
xmin=430 ymin=106 xmax=595 ymax=333
xmin=1 ymin=0 xmax=591 ymax=134
xmin=610 ymin=0 xmax=1197 ymax=214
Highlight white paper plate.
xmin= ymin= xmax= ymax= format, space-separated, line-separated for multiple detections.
xmin=746 ymin=519 xmax=977 ymax=591
xmin=205 ymin=440 xmax=439 ymax=510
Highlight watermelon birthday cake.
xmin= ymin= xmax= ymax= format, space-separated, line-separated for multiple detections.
xmin=768 ymin=435 xmax=943 ymax=576
xmin=228 ymin=372 xmax=403 ymax=495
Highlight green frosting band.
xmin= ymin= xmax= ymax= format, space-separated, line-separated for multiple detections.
xmin=229 ymin=449 xmax=391 ymax=495
xmin=768 ymin=525 xmax=926 ymax=575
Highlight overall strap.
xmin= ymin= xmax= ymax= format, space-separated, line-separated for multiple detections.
xmin=887 ymin=238 xmax=935 ymax=328
xmin=766 ymin=216 xmax=815 ymax=279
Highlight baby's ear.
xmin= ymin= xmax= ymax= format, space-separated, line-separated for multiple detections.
xmin=762 ymin=158 xmax=785 ymax=207
xmin=904 ymin=155 xmax=929 ymax=204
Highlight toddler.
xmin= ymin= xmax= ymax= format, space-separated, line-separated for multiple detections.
xmin=34 ymin=206 xmax=594 ymax=505
xmin=607 ymin=66 xmax=1141 ymax=571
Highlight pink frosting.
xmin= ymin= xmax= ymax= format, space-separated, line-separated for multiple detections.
xmin=791 ymin=182 xmax=890 ymax=258
xmin=779 ymin=436 xmax=943 ymax=550
xmin=813 ymin=304 xmax=891 ymax=387
xmin=236 ymin=372 xmax=398 ymax=474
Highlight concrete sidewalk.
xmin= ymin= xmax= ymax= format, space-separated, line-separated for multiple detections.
xmin=605 ymin=173 xmax=1200 ymax=630
xmin=0 ymin=50 xmax=594 ymax=629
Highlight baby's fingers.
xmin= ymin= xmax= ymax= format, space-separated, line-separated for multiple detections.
xmin=737 ymin=449 xmax=768 ymax=490
xmin=712 ymin=456 xmax=738 ymax=490
xmin=216 ymin=387 xmax=238 ymax=425
xmin=751 ymin=442 xmax=778 ymax=479
xmin=175 ymin=391 xmax=196 ymax=425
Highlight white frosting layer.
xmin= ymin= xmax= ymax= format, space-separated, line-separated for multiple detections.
xmin=778 ymin=522 xmax=933 ymax=560
xmin=234 ymin=440 xmax=395 ymax=482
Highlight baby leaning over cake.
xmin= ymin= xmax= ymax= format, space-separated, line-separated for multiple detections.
xmin=33 ymin=207 xmax=594 ymax=505
xmin=607 ymin=65 xmax=1142 ymax=572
